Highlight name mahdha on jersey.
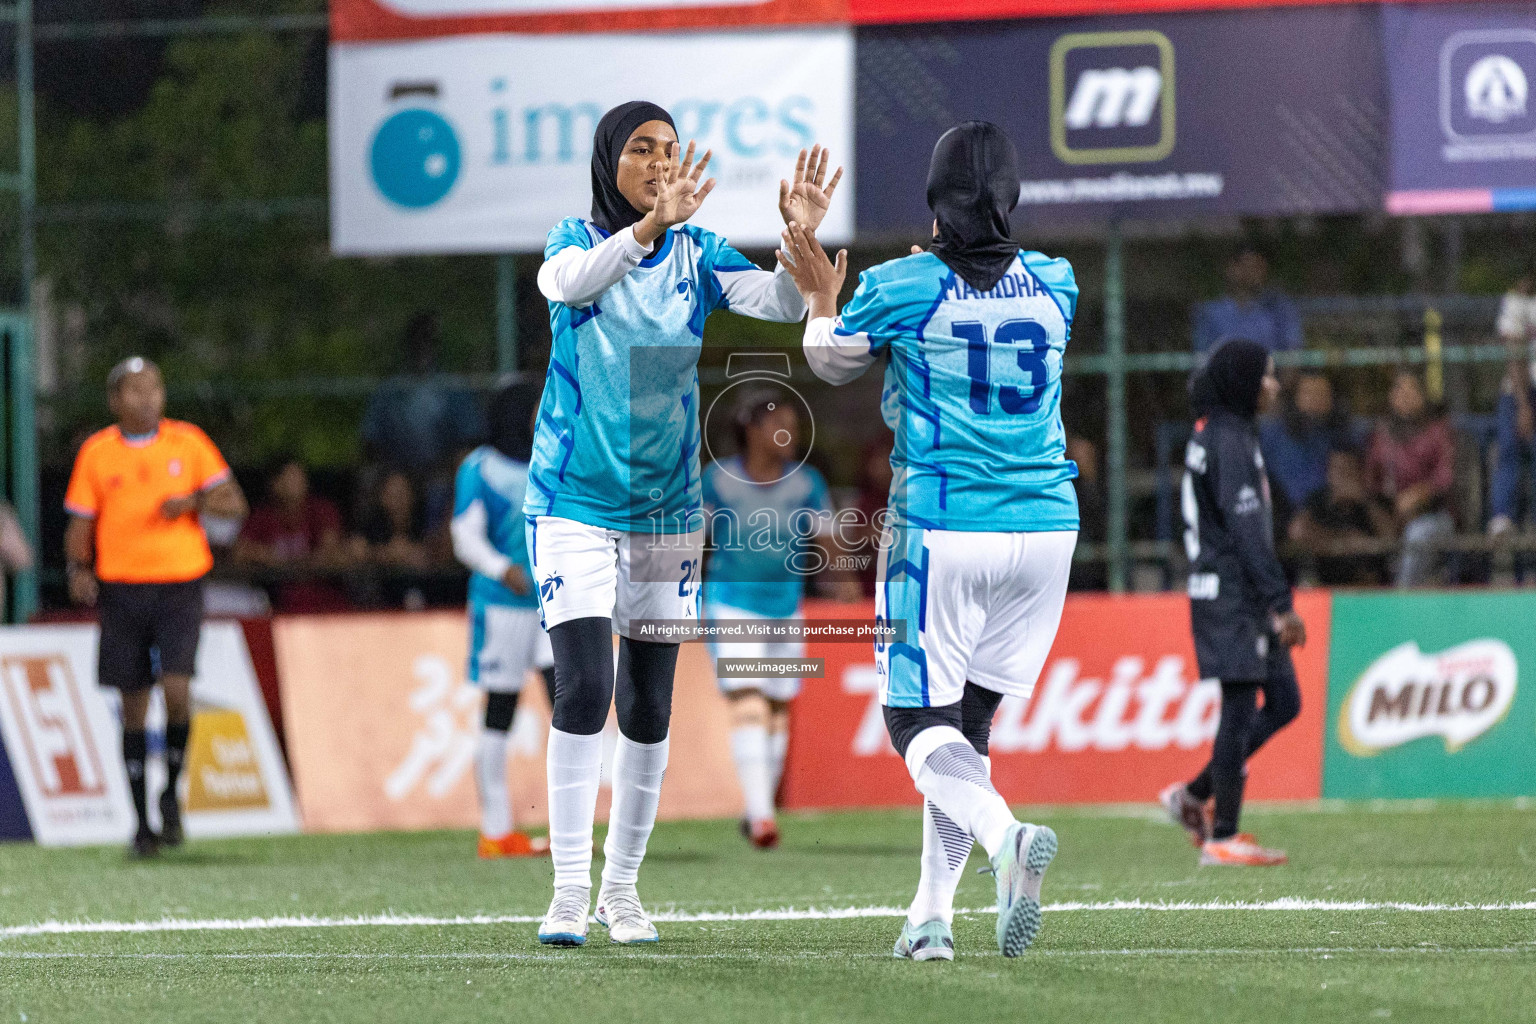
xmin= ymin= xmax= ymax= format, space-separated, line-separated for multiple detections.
xmin=838 ymin=250 xmax=1081 ymax=534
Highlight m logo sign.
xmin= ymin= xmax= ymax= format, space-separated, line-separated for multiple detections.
xmin=1050 ymin=30 xmax=1175 ymax=166
xmin=1338 ymin=639 xmax=1517 ymax=756
xmin=0 ymin=656 xmax=106 ymax=799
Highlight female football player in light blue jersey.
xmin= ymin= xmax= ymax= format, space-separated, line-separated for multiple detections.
xmin=527 ymin=100 xmax=842 ymax=946
xmin=778 ymin=122 xmax=1078 ymax=962
xmin=450 ymin=379 xmax=556 ymax=862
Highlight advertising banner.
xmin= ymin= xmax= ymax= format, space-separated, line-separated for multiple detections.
xmin=331 ymin=0 xmax=1476 ymax=41
xmin=855 ymin=5 xmax=1385 ymax=233
xmin=1383 ymin=2 xmax=1536 ymax=214
xmin=274 ymin=613 xmax=740 ymax=833
xmin=1323 ymin=592 xmax=1536 ymax=799
xmin=329 ymin=29 xmax=854 ymax=255
xmin=783 ymin=593 xmax=1331 ymax=809
xmin=0 ymin=623 xmax=298 ymax=846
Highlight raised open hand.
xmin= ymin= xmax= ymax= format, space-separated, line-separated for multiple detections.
xmin=650 ymin=140 xmax=715 ymax=230
xmin=775 ymin=220 xmax=847 ymax=319
xmin=778 ymin=145 xmax=843 ymax=232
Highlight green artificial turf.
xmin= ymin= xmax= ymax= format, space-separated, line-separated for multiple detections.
xmin=2 ymin=801 xmax=1534 ymax=1023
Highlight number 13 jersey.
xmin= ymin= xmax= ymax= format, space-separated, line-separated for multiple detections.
xmin=827 ymin=250 xmax=1079 ymax=532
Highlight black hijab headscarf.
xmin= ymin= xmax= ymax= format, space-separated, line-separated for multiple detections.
xmin=1190 ymin=338 xmax=1271 ymax=421
xmin=488 ymin=379 xmax=541 ymax=463
xmin=926 ymin=121 xmax=1023 ymax=293
xmin=590 ymin=100 xmax=675 ymax=235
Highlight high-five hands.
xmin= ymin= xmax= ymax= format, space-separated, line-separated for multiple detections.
xmin=775 ymin=221 xmax=847 ymax=321
xmin=778 ymin=145 xmax=844 ymax=233
xmin=636 ymin=140 xmax=715 ymax=246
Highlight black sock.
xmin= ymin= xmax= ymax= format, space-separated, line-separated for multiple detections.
xmin=164 ymin=720 xmax=191 ymax=798
xmin=1186 ymin=768 xmax=1213 ymax=803
xmin=1210 ymin=684 xmax=1260 ymax=841
xmin=122 ymin=729 xmax=149 ymax=833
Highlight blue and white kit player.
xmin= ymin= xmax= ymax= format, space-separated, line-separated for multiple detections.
xmin=701 ymin=388 xmax=838 ymax=849
xmin=779 ymin=122 xmax=1079 ymax=961
xmin=450 ymin=380 xmax=556 ymax=860
xmin=527 ymin=100 xmax=842 ymax=946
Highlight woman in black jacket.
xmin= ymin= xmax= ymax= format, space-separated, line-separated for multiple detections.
xmin=1161 ymin=338 xmax=1306 ymax=866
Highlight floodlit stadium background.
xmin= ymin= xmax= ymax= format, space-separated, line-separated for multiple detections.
xmin=1 ymin=0 xmax=1534 ymax=845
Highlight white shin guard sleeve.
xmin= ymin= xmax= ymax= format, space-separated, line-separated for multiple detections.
xmin=601 ymin=734 xmax=670 ymax=888
xmin=768 ymin=728 xmax=789 ymax=796
xmin=907 ymin=755 xmax=988 ymax=928
xmin=474 ymin=727 xmax=512 ymax=840
xmin=905 ymin=726 xmax=1015 ymax=859
xmin=547 ymin=727 xmax=603 ymax=889
xmin=730 ymin=725 xmax=774 ymax=823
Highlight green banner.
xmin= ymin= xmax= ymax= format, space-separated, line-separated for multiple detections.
xmin=1323 ymin=592 xmax=1536 ymax=799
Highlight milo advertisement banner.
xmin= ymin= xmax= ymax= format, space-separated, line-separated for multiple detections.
xmin=1323 ymin=592 xmax=1536 ymax=799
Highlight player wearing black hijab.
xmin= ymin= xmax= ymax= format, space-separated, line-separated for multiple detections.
xmin=1161 ymin=339 xmax=1305 ymax=866
xmin=530 ymin=100 xmax=842 ymax=947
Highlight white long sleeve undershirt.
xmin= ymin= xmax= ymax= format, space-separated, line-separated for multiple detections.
xmin=450 ymin=499 xmax=511 ymax=582
xmin=802 ymin=316 xmax=877 ymax=385
xmin=537 ymin=224 xmax=806 ymax=322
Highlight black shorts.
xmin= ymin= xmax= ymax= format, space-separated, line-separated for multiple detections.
xmin=97 ymin=578 xmax=206 ymax=692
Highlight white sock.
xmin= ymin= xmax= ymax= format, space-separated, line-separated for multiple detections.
xmin=547 ymin=727 xmax=603 ymax=890
xmin=906 ymin=727 xmax=1015 ymax=858
xmin=768 ymin=727 xmax=789 ymax=800
xmin=601 ymin=733 xmax=669 ymax=889
xmin=475 ymin=726 xmax=512 ymax=839
xmin=730 ymin=725 xmax=774 ymax=823
xmin=907 ymin=755 xmax=987 ymax=928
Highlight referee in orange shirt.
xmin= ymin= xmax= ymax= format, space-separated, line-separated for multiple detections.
xmin=64 ymin=357 xmax=248 ymax=857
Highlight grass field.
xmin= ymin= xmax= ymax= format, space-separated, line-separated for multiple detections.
xmin=3 ymin=801 xmax=1535 ymax=1023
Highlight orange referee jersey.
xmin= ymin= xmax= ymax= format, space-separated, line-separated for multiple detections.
xmin=64 ymin=420 xmax=232 ymax=584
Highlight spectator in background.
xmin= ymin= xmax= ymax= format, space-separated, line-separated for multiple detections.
xmin=852 ymin=436 xmax=893 ymax=597
xmin=1366 ymin=370 xmax=1455 ymax=588
xmin=1259 ymin=372 xmax=1344 ymax=529
xmin=1066 ymin=433 xmax=1106 ymax=591
xmin=1289 ymin=447 xmax=1395 ymax=586
xmin=357 ymin=470 xmax=431 ymax=570
xmin=1193 ymin=248 xmax=1302 ymax=357
xmin=0 ymin=499 xmax=33 ymax=615
xmin=361 ymin=311 xmax=484 ymax=480
xmin=1489 ymin=264 xmax=1536 ymax=538
xmin=235 ymin=458 xmax=351 ymax=612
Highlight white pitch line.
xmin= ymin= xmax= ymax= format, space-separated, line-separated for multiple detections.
xmin=4 ymin=900 xmax=1536 ymax=939
xmin=2 ymin=945 xmax=1534 ymax=962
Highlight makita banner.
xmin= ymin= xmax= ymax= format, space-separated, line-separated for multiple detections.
xmin=782 ymin=593 xmax=1331 ymax=809
xmin=1383 ymin=1 xmax=1536 ymax=215
xmin=329 ymin=29 xmax=854 ymax=255
xmin=1323 ymin=592 xmax=1536 ymax=799
xmin=855 ymin=5 xmax=1386 ymax=233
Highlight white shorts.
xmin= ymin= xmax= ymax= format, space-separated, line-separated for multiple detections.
xmin=469 ymin=603 xmax=554 ymax=693
xmin=527 ymin=516 xmax=703 ymax=640
xmin=876 ymin=523 xmax=1076 ymax=709
xmin=705 ymin=602 xmax=806 ymax=703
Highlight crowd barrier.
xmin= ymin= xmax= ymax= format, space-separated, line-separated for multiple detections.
xmin=2 ymin=590 xmax=1531 ymax=844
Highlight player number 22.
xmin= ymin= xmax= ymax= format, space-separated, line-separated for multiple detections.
xmin=956 ymin=319 xmax=1051 ymax=416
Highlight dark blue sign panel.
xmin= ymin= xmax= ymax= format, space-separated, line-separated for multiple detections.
xmin=1384 ymin=2 xmax=1536 ymax=215
xmin=855 ymin=6 xmax=1386 ymax=234
xmin=0 ymin=731 xmax=35 ymax=842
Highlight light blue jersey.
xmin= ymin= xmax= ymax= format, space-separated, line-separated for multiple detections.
xmin=701 ymin=457 xmax=834 ymax=619
xmin=527 ymin=217 xmax=804 ymax=533
xmin=833 ymin=250 xmax=1080 ymax=532
xmin=455 ymin=446 xmax=539 ymax=610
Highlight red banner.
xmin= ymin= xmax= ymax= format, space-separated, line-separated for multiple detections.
xmin=783 ymin=591 xmax=1330 ymax=809
xmin=331 ymin=0 xmax=1479 ymax=42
